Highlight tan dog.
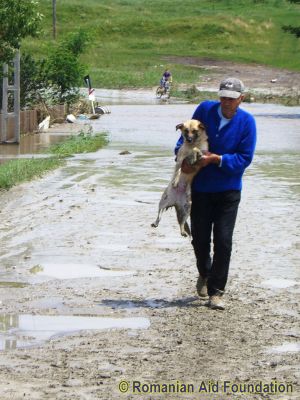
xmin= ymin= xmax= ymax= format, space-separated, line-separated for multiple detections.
xmin=151 ymin=119 xmax=208 ymax=237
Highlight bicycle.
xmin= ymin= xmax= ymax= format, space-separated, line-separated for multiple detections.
xmin=156 ymin=81 xmax=171 ymax=99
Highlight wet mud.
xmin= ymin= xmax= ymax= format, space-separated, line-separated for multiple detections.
xmin=0 ymin=98 xmax=299 ymax=399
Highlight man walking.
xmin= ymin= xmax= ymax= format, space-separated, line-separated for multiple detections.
xmin=177 ymin=78 xmax=256 ymax=310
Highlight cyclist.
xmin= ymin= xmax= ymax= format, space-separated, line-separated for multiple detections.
xmin=160 ymin=69 xmax=172 ymax=90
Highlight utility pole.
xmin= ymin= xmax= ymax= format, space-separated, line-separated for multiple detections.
xmin=52 ymin=0 xmax=57 ymax=39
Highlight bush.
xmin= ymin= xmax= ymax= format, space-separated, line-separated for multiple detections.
xmin=46 ymin=30 xmax=90 ymax=104
xmin=20 ymin=54 xmax=49 ymax=108
xmin=282 ymin=25 xmax=300 ymax=38
xmin=0 ymin=30 xmax=90 ymax=111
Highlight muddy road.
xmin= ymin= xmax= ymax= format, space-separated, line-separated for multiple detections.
xmin=0 ymin=99 xmax=299 ymax=399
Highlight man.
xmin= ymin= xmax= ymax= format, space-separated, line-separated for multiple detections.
xmin=176 ymin=78 xmax=256 ymax=310
xmin=160 ymin=69 xmax=172 ymax=88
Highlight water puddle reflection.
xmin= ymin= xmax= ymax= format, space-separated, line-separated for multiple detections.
xmin=29 ymin=263 xmax=134 ymax=280
xmin=267 ymin=343 xmax=300 ymax=354
xmin=0 ymin=314 xmax=150 ymax=350
xmin=0 ymin=133 xmax=69 ymax=163
xmin=262 ymin=278 xmax=298 ymax=289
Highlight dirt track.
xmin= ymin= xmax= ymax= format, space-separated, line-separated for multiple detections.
xmin=0 ymin=98 xmax=299 ymax=399
xmin=166 ymin=56 xmax=300 ymax=96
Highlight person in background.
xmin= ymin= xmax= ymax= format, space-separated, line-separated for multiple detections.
xmin=176 ymin=77 xmax=257 ymax=310
xmin=160 ymin=69 xmax=172 ymax=88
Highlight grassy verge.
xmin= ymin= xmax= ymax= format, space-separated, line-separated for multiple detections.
xmin=49 ymin=130 xmax=108 ymax=158
xmin=171 ymin=86 xmax=218 ymax=103
xmin=22 ymin=0 xmax=300 ymax=89
xmin=0 ymin=130 xmax=108 ymax=190
xmin=0 ymin=158 xmax=64 ymax=190
xmin=172 ymin=85 xmax=300 ymax=106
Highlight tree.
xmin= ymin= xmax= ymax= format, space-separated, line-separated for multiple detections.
xmin=46 ymin=30 xmax=90 ymax=104
xmin=0 ymin=0 xmax=42 ymax=64
xmin=16 ymin=30 xmax=90 ymax=108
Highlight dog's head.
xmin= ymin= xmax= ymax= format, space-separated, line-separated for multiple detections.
xmin=176 ymin=119 xmax=206 ymax=144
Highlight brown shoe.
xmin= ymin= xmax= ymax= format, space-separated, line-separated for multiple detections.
xmin=196 ymin=276 xmax=208 ymax=298
xmin=208 ymin=295 xmax=225 ymax=310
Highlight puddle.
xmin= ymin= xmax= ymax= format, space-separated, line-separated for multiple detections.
xmin=0 ymin=314 xmax=150 ymax=350
xmin=0 ymin=133 xmax=70 ymax=163
xmin=262 ymin=278 xmax=298 ymax=289
xmin=91 ymin=88 xmax=185 ymax=105
xmin=275 ymin=309 xmax=299 ymax=318
xmin=29 ymin=263 xmax=134 ymax=280
xmin=267 ymin=343 xmax=300 ymax=354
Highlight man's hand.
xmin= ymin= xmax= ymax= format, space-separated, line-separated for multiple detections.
xmin=181 ymin=152 xmax=221 ymax=173
xmin=199 ymin=153 xmax=221 ymax=167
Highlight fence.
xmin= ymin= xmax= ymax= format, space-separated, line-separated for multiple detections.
xmin=0 ymin=105 xmax=66 ymax=142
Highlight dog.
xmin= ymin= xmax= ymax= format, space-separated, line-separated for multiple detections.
xmin=151 ymin=119 xmax=208 ymax=237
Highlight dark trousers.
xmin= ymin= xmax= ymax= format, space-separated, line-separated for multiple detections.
xmin=191 ymin=190 xmax=241 ymax=296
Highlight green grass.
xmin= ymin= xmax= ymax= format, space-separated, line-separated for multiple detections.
xmin=0 ymin=131 xmax=108 ymax=190
xmin=172 ymin=84 xmax=300 ymax=105
xmin=49 ymin=130 xmax=108 ymax=158
xmin=22 ymin=0 xmax=300 ymax=88
xmin=0 ymin=157 xmax=64 ymax=190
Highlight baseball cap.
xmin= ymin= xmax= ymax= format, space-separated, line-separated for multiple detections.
xmin=218 ymin=78 xmax=245 ymax=99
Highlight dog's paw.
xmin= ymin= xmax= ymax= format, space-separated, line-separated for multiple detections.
xmin=193 ymin=147 xmax=202 ymax=154
xmin=181 ymin=231 xmax=189 ymax=237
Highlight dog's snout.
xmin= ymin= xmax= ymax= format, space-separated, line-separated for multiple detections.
xmin=186 ymin=136 xmax=193 ymax=143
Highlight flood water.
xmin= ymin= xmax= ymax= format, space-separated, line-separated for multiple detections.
xmin=0 ymin=132 xmax=69 ymax=162
xmin=90 ymin=97 xmax=300 ymax=285
xmin=28 ymin=262 xmax=134 ymax=281
xmin=0 ymin=91 xmax=299 ymax=348
xmin=0 ymin=314 xmax=150 ymax=350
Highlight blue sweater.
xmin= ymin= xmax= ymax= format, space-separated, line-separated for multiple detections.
xmin=175 ymin=101 xmax=256 ymax=193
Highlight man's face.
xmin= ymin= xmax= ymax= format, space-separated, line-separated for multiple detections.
xmin=220 ymin=95 xmax=244 ymax=119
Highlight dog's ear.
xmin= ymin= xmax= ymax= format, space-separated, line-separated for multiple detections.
xmin=198 ymin=121 xmax=205 ymax=130
xmin=176 ymin=123 xmax=184 ymax=131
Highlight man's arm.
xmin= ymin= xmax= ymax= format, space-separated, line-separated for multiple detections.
xmin=174 ymin=135 xmax=184 ymax=156
xmin=220 ymin=118 xmax=256 ymax=175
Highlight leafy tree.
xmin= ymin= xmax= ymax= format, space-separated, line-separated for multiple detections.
xmin=6 ymin=30 xmax=90 ymax=110
xmin=1 ymin=30 xmax=89 ymax=109
xmin=63 ymin=29 xmax=90 ymax=57
xmin=0 ymin=0 xmax=42 ymax=64
xmin=20 ymin=54 xmax=49 ymax=108
xmin=46 ymin=30 xmax=90 ymax=104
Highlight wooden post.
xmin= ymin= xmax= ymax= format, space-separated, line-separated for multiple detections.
xmin=1 ymin=63 xmax=8 ymax=142
xmin=52 ymin=0 xmax=57 ymax=39
xmin=13 ymin=50 xmax=20 ymax=143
